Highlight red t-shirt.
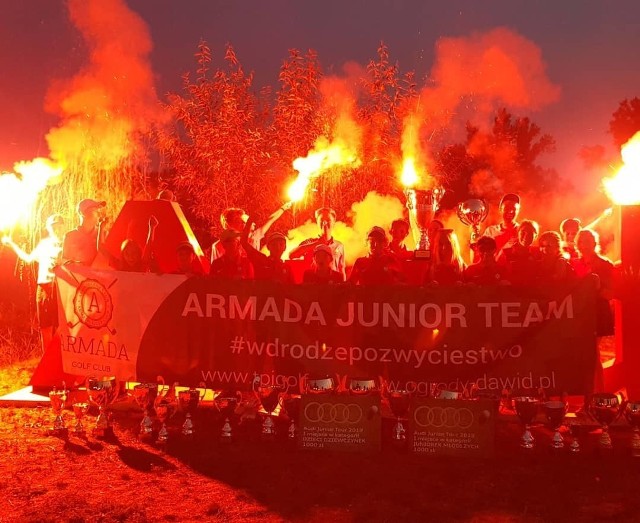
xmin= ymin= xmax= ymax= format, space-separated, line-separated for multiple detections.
xmin=463 ymin=262 xmax=509 ymax=285
xmin=349 ymin=254 xmax=402 ymax=285
xmin=303 ymin=269 xmax=344 ymax=284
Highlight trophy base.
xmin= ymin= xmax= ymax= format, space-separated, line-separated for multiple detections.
xmin=413 ymin=250 xmax=431 ymax=260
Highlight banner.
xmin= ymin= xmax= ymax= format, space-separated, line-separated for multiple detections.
xmin=56 ymin=268 xmax=598 ymax=395
xmin=56 ymin=266 xmax=185 ymax=379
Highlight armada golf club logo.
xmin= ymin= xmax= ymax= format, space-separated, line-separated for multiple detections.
xmin=69 ymin=277 xmax=116 ymax=334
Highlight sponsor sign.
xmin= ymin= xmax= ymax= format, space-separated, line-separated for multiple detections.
xmin=299 ymin=394 xmax=381 ymax=452
xmin=409 ymin=398 xmax=495 ymax=457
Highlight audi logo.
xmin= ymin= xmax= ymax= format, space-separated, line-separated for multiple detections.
xmin=303 ymin=402 xmax=363 ymax=424
xmin=413 ymin=406 xmax=474 ymax=429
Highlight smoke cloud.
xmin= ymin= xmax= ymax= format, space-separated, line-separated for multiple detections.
xmin=45 ymin=0 xmax=160 ymax=170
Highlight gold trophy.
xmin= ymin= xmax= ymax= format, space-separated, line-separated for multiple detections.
xmin=383 ymin=388 xmax=413 ymax=444
xmin=303 ymin=376 xmax=340 ymax=394
xmin=253 ymin=382 xmax=284 ymax=438
xmin=155 ymin=380 xmax=178 ymax=444
xmin=49 ymin=386 xmax=68 ymax=435
xmin=588 ymin=393 xmax=622 ymax=449
xmin=129 ymin=383 xmax=158 ymax=440
xmin=87 ymin=376 xmax=120 ymax=438
xmin=624 ymin=401 xmax=640 ymax=457
xmin=346 ymin=377 xmax=378 ymax=395
xmin=178 ymin=384 xmax=206 ymax=437
xmin=72 ymin=403 xmax=89 ymax=435
xmin=513 ymin=396 xmax=540 ymax=449
xmin=214 ymin=391 xmax=242 ymax=442
xmin=457 ymin=199 xmax=489 ymax=243
xmin=405 ymin=187 xmax=445 ymax=258
xmin=544 ymin=400 xmax=568 ymax=449
xmin=279 ymin=393 xmax=301 ymax=440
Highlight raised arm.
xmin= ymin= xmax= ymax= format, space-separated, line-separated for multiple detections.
xmin=1 ymin=236 xmax=35 ymax=263
xmin=252 ymin=201 xmax=292 ymax=244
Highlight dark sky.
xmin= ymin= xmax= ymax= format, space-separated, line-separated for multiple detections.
xmin=1 ymin=0 xmax=639 ymax=179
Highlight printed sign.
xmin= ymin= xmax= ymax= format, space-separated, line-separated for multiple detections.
xmin=298 ymin=394 xmax=381 ymax=452
xmin=409 ymin=398 xmax=495 ymax=457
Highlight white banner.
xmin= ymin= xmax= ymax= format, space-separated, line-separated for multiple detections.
xmin=56 ymin=266 xmax=185 ymax=380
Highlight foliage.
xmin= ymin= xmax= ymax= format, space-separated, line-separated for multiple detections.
xmin=437 ymin=108 xmax=558 ymax=207
xmin=609 ymin=97 xmax=640 ymax=148
xmin=156 ymin=43 xmax=558 ymax=230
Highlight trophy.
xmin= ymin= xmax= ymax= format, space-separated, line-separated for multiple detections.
xmin=347 ymin=377 xmax=378 ymax=395
xmin=178 ymin=384 xmax=206 ymax=437
xmin=404 ymin=186 xmax=445 ymax=258
xmin=385 ymin=389 xmax=413 ymax=443
xmin=513 ymin=396 xmax=540 ymax=449
xmin=72 ymin=403 xmax=89 ymax=435
xmin=588 ymin=393 xmax=622 ymax=449
xmin=49 ymin=386 xmax=68 ymax=435
xmin=457 ymin=199 xmax=489 ymax=243
xmin=87 ymin=376 xmax=120 ymax=438
xmin=438 ymin=389 xmax=463 ymax=400
xmin=129 ymin=383 xmax=158 ymax=439
xmin=279 ymin=393 xmax=302 ymax=440
xmin=155 ymin=381 xmax=178 ymax=444
xmin=253 ymin=382 xmax=284 ymax=438
xmin=544 ymin=400 xmax=568 ymax=449
xmin=214 ymin=391 xmax=242 ymax=442
xmin=303 ymin=376 xmax=339 ymax=394
xmin=624 ymin=401 xmax=640 ymax=457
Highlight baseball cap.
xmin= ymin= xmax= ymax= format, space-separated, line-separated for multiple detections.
xmin=219 ymin=229 xmax=242 ymax=242
xmin=77 ymin=198 xmax=106 ymax=215
xmin=367 ymin=226 xmax=387 ymax=241
xmin=313 ymin=244 xmax=333 ymax=258
xmin=45 ymin=214 xmax=64 ymax=227
xmin=266 ymin=231 xmax=288 ymax=245
xmin=499 ymin=193 xmax=520 ymax=207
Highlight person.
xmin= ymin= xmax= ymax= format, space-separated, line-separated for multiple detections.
xmin=560 ymin=218 xmax=581 ymax=261
xmin=499 ymin=220 xmax=542 ymax=286
xmin=101 ymin=216 xmax=159 ymax=272
xmin=463 ymin=236 xmax=509 ymax=285
xmin=62 ymin=198 xmax=105 ymax=265
xmin=573 ymin=229 xmax=615 ymax=334
xmin=209 ymin=229 xmax=254 ymax=280
xmin=210 ymin=202 xmax=292 ymax=263
xmin=427 ymin=219 xmax=444 ymax=249
xmin=349 ymin=227 xmax=402 ymax=285
xmin=388 ymin=219 xmax=412 ymax=260
xmin=425 ymin=229 xmax=466 ymax=285
xmin=536 ymin=231 xmax=575 ymax=284
xmin=174 ymin=241 xmax=200 ymax=277
xmin=241 ymin=221 xmax=294 ymax=284
xmin=483 ymin=193 xmax=521 ymax=256
xmin=156 ymin=189 xmax=176 ymax=202
xmin=289 ymin=207 xmax=346 ymax=279
xmin=1 ymin=214 xmax=65 ymax=351
xmin=302 ymin=244 xmax=344 ymax=284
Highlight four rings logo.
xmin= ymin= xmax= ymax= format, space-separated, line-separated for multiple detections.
xmin=413 ymin=406 xmax=474 ymax=429
xmin=69 ymin=277 xmax=117 ymax=334
xmin=304 ymin=402 xmax=363 ymax=424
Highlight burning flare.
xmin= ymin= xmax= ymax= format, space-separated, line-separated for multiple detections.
xmin=400 ymin=157 xmax=420 ymax=188
xmin=0 ymin=159 xmax=62 ymax=231
xmin=603 ymin=131 xmax=640 ymax=206
xmin=287 ymin=136 xmax=359 ymax=202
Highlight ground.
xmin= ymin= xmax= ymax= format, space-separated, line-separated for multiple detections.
xmin=1 ymin=359 xmax=639 ymax=523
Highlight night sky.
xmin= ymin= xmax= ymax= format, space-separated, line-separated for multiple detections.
xmin=1 ymin=0 xmax=639 ymax=180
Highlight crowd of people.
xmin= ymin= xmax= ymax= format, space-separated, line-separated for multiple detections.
xmin=1 ymin=191 xmax=616 ymax=350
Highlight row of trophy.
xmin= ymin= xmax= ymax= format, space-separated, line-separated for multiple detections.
xmin=511 ymin=392 xmax=640 ymax=454
xmin=48 ymin=377 xmax=640 ymax=454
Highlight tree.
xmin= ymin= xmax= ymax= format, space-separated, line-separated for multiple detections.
xmin=436 ymin=108 xmax=558 ymax=207
xmin=610 ymin=98 xmax=640 ymax=148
